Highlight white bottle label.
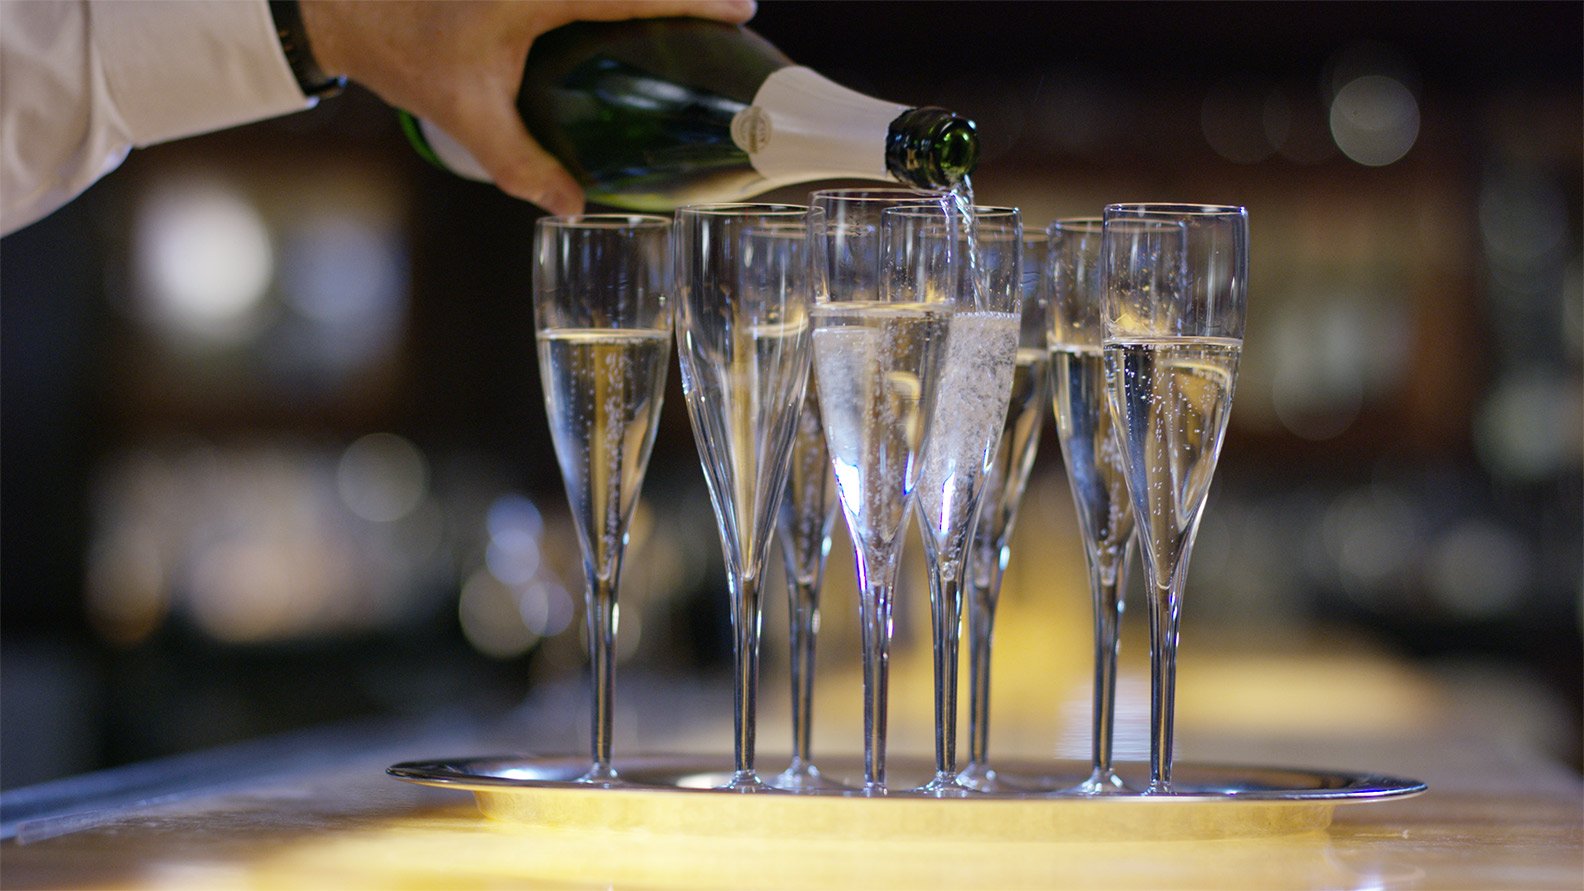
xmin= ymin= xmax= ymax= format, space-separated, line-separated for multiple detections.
xmin=419 ymin=118 xmax=491 ymax=183
xmin=736 ymin=66 xmax=907 ymax=187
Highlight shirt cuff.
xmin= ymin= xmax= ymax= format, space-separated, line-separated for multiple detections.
xmin=90 ymin=0 xmax=311 ymax=147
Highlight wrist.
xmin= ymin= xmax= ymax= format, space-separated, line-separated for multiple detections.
xmin=269 ymin=0 xmax=346 ymax=100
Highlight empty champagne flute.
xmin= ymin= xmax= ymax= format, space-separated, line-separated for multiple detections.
xmin=809 ymin=187 xmax=953 ymax=794
xmin=1102 ymin=204 xmax=1247 ymax=794
xmin=533 ymin=214 xmax=673 ymax=786
xmin=958 ymin=230 xmax=1050 ymax=793
xmin=1049 ymin=217 xmax=1139 ymax=795
xmin=898 ymin=204 xmax=1023 ymax=795
xmin=770 ymin=370 xmax=844 ymax=792
xmin=674 ymin=203 xmax=820 ymax=791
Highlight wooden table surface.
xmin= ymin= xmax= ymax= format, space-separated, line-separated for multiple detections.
xmin=3 ymin=630 xmax=1580 ymax=889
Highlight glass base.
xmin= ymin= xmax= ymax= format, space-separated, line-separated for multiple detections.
xmin=718 ymin=771 xmax=781 ymax=793
xmin=913 ymin=772 xmax=973 ymax=798
xmin=1068 ymin=767 xmax=1135 ymax=796
xmin=957 ymin=761 xmax=1030 ymax=793
xmin=770 ymin=761 xmax=850 ymax=793
xmin=576 ymin=765 xmax=622 ymax=788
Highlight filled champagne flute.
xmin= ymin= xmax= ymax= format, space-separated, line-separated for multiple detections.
xmin=674 ymin=203 xmax=820 ymax=792
xmin=533 ymin=214 xmax=673 ymax=786
xmin=809 ymin=188 xmax=954 ymax=794
xmin=958 ymin=231 xmax=1050 ymax=793
xmin=1048 ymin=217 xmax=1140 ymax=795
xmin=897 ymin=205 xmax=1022 ymax=795
xmin=1102 ymin=204 xmax=1247 ymax=794
xmin=770 ymin=370 xmax=844 ymax=792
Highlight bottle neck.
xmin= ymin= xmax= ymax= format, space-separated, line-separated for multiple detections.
xmin=885 ymin=107 xmax=979 ymax=191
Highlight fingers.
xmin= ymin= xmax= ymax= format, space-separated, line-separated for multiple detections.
xmin=454 ymin=104 xmax=585 ymax=216
xmin=554 ymin=0 xmax=756 ymax=26
xmin=434 ymin=1 xmax=759 ymax=215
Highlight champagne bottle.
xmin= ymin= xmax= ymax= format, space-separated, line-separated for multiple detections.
xmin=399 ymin=18 xmax=979 ymax=210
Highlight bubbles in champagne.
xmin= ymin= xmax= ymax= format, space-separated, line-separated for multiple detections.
xmin=811 ymin=303 xmax=950 ymax=550
xmin=1104 ymin=336 xmax=1240 ymax=580
xmin=916 ymin=311 xmax=1020 ymax=548
xmin=537 ymin=328 xmax=670 ymax=580
xmin=969 ymin=346 xmax=1048 ymax=591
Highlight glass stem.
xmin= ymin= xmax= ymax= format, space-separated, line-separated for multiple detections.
xmin=854 ymin=546 xmax=897 ymax=794
xmin=1146 ymin=568 xmax=1183 ymax=794
xmin=729 ymin=570 xmax=763 ymax=785
xmin=1088 ymin=548 xmax=1127 ymax=779
xmin=583 ymin=558 xmax=621 ymax=782
xmin=786 ymin=577 xmax=819 ymax=769
xmin=965 ymin=549 xmax=1004 ymax=768
xmin=927 ymin=562 xmax=964 ymax=782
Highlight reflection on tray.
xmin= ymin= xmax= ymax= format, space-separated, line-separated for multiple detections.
xmin=388 ymin=754 xmax=1426 ymax=843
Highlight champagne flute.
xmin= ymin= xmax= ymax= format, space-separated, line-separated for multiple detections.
xmin=770 ymin=370 xmax=844 ymax=792
xmin=898 ymin=205 xmax=1023 ymax=795
xmin=1048 ymin=217 xmax=1140 ymax=795
xmin=533 ymin=214 xmax=672 ymax=786
xmin=809 ymin=187 xmax=953 ymax=794
xmin=1102 ymin=204 xmax=1247 ymax=794
xmin=674 ymin=203 xmax=819 ymax=792
xmin=958 ymin=231 xmax=1050 ymax=793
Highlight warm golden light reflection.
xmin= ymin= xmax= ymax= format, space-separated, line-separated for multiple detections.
xmin=228 ymin=816 xmax=1363 ymax=891
xmin=460 ymin=569 xmax=541 ymax=659
xmin=85 ymin=524 xmax=170 ymax=646
xmin=83 ymin=442 xmax=464 ymax=646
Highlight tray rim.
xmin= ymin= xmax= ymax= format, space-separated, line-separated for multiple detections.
xmin=387 ymin=753 xmax=1428 ymax=804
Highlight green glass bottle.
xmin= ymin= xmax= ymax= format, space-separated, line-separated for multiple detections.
xmin=400 ymin=18 xmax=979 ymax=210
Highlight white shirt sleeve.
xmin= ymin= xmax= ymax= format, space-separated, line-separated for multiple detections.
xmin=1 ymin=0 xmax=311 ymax=235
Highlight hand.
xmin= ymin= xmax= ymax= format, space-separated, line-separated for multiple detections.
xmin=301 ymin=0 xmax=757 ymax=215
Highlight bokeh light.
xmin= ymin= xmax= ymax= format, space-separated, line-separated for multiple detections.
xmin=1475 ymin=372 xmax=1583 ymax=481
xmin=132 ymin=179 xmax=273 ymax=341
xmin=460 ymin=569 xmax=540 ymax=659
xmin=1329 ymin=75 xmax=1420 ymax=166
xmin=1425 ymin=520 xmax=1532 ymax=619
xmin=337 ymin=433 xmax=429 ymax=523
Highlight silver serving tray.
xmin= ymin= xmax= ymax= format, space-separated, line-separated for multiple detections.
xmin=389 ymin=754 xmax=1425 ymax=842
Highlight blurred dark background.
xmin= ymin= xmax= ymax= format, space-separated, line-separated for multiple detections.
xmin=3 ymin=1 xmax=1579 ymax=788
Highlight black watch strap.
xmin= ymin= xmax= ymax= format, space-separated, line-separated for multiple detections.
xmin=268 ymin=0 xmax=346 ymax=100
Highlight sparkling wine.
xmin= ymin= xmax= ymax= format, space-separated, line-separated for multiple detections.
xmin=969 ymin=346 xmax=1049 ymax=591
xmin=777 ymin=376 xmax=838 ymax=590
xmin=537 ymin=328 xmax=670 ymax=579
xmin=1103 ymin=336 xmax=1240 ymax=579
xmin=678 ymin=316 xmax=811 ymax=577
xmin=1052 ymin=344 xmax=1135 ymax=556
xmin=774 ymin=373 xmax=839 ymax=788
xmin=915 ymin=311 xmax=1020 ymax=565
xmin=811 ymin=302 xmax=951 ymax=550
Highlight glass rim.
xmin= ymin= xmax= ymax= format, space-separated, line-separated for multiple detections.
xmin=675 ymin=202 xmax=813 ymax=217
xmin=1103 ymin=203 xmax=1246 ymax=218
xmin=809 ymin=187 xmax=949 ymax=203
xmin=536 ymin=213 xmax=671 ymax=231
xmin=882 ymin=203 xmax=1018 ymax=216
xmin=1047 ymin=216 xmax=1103 ymax=235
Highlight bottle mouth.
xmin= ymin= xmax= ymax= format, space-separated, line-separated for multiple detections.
xmin=887 ymin=107 xmax=980 ymax=190
xmin=933 ymin=118 xmax=980 ymax=183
